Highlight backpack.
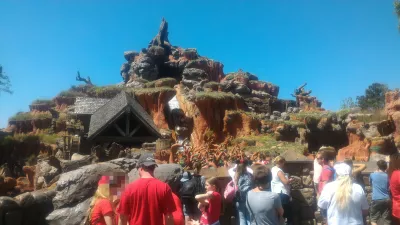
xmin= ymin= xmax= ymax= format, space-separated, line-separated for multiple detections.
xmin=179 ymin=175 xmax=203 ymax=204
xmin=224 ymin=181 xmax=237 ymax=203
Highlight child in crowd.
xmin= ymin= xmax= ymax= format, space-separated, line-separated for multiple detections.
xmin=195 ymin=177 xmax=222 ymax=225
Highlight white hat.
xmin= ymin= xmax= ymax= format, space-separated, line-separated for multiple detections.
xmin=334 ymin=163 xmax=351 ymax=176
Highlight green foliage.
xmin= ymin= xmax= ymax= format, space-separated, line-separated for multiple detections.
xmin=356 ymin=83 xmax=389 ymax=111
xmin=37 ymin=133 xmax=59 ymax=144
xmin=25 ymin=154 xmax=37 ymax=166
xmin=292 ymin=111 xmax=335 ymax=121
xmin=0 ymin=65 xmax=12 ymax=94
xmin=9 ymin=112 xmax=52 ymax=121
xmin=203 ymin=81 xmax=220 ymax=89
xmin=31 ymin=99 xmax=55 ymax=105
xmin=340 ymin=97 xmax=358 ymax=110
xmin=336 ymin=109 xmax=351 ymax=119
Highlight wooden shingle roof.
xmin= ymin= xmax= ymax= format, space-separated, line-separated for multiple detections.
xmin=87 ymin=91 xmax=161 ymax=140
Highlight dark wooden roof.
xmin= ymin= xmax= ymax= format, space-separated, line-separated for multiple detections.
xmin=87 ymin=91 xmax=161 ymax=140
xmin=71 ymin=97 xmax=110 ymax=115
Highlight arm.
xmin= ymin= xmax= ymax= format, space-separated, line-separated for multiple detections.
xmin=276 ymin=207 xmax=284 ymax=218
xmin=118 ymin=214 xmax=128 ymax=225
xmin=104 ymin=214 xmax=115 ymax=225
xmin=277 ymin=171 xmax=290 ymax=185
xmin=164 ymin=213 xmax=174 ymax=225
xmin=195 ymin=191 xmax=213 ymax=204
xmin=353 ymin=164 xmax=367 ymax=175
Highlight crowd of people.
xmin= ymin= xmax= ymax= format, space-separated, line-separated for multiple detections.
xmin=83 ymin=146 xmax=400 ymax=225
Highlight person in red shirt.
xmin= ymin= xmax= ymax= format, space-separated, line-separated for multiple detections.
xmin=195 ymin=177 xmax=222 ymax=225
xmin=318 ymin=151 xmax=334 ymax=195
xmin=117 ymin=153 xmax=176 ymax=225
xmin=88 ymin=176 xmax=116 ymax=225
xmin=163 ymin=184 xmax=185 ymax=225
xmin=388 ymin=153 xmax=400 ymax=225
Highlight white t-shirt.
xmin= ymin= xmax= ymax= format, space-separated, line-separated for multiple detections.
xmin=318 ymin=180 xmax=369 ymax=225
xmin=313 ymin=158 xmax=322 ymax=183
xmin=271 ymin=166 xmax=290 ymax=196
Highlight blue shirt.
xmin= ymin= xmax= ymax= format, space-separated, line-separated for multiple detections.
xmin=370 ymin=172 xmax=390 ymax=200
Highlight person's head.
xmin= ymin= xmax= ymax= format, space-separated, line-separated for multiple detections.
xmin=205 ymin=177 xmax=218 ymax=192
xmin=253 ymin=168 xmax=271 ymax=189
xmin=273 ymin=156 xmax=286 ymax=168
xmin=234 ymin=160 xmax=248 ymax=183
xmin=193 ymin=162 xmax=202 ymax=175
xmin=315 ymin=152 xmax=323 ymax=164
xmin=333 ymin=163 xmax=352 ymax=211
xmin=343 ymin=158 xmax=353 ymax=168
xmin=109 ymin=172 xmax=128 ymax=196
xmin=319 ymin=151 xmax=330 ymax=165
xmin=137 ymin=153 xmax=157 ymax=177
xmin=377 ymin=160 xmax=388 ymax=172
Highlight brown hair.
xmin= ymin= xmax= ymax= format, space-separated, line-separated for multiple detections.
xmin=206 ymin=177 xmax=219 ymax=191
xmin=377 ymin=160 xmax=388 ymax=171
xmin=253 ymin=167 xmax=271 ymax=187
xmin=273 ymin=156 xmax=285 ymax=165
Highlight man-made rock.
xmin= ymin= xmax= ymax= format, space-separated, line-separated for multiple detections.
xmin=70 ymin=153 xmax=87 ymax=161
xmin=0 ymin=196 xmax=22 ymax=225
xmin=108 ymin=158 xmax=137 ymax=172
xmin=132 ymin=56 xmax=158 ymax=81
xmin=272 ymin=111 xmax=281 ymax=117
xmin=34 ymin=157 xmax=61 ymax=190
xmin=59 ymin=155 xmax=93 ymax=173
xmin=128 ymin=163 xmax=183 ymax=192
xmin=52 ymin=162 xmax=124 ymax=209
xmin=124 ymin=51 xmax=138 ymax=61
xmin=46 ymin=198 xmax=91 ymax=225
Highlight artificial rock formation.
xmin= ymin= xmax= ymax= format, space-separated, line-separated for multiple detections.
xmin=386 ymin=90 xmax=400 ymax=148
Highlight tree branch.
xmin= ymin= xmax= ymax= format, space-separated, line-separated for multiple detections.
xmin=76 ymin=71 xmax=93 ymax=86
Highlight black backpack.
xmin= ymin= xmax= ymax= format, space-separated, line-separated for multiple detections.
xmin=179 ymin=175 xmax=204 ymax=203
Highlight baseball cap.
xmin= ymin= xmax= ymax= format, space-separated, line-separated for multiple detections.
xmin=138 ymin=153 xmax=158 ymax=168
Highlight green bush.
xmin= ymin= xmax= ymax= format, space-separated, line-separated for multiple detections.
xmin=31 ymin=99 xmax=55 ymax=105
xmin=87 ymin=85 xmax=124 ymax=98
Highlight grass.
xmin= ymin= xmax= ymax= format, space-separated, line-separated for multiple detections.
xmin=87 ymin=85 xmax=124 ymax=98
xmin=37 ymin=133 xmax=60 ymax=144
xmin=226 ymin=110 xmax=260 ymax=119
xmin=58 ymin=90 xmax=86 ymax=98
xmin=0 ymin=133 xmax=59 ymax=146
xmin=127 ymin=87 xmax=175 ymax=95
xmin=144 ymin=78 xmax=177 ymax=88
xmin=195 ymin=91 xmax=236 ymax=101
xmin=203 ymin=81 xmax=220 ymax=89
xmin=233 ymin=134 xmax=306 ymax=154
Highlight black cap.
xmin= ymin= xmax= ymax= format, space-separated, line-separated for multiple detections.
xmin=138 ymin=153 xmax=157 ymax=167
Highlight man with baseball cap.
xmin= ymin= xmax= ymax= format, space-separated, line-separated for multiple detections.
xmin=118 ymin=153 xmax=176 ymax=225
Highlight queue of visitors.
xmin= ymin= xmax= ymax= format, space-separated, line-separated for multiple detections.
xmin=86 ymin=148 xmax=400 ymax=225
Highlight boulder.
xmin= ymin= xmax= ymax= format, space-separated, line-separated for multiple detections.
xmin=46 ymin=198 xmax=91 ymax=225
xmin=234 ymin=83 xmax=251 ymax=94
xmin=272 ymin=111 xmax=281 ymax=117
xmin=70 ymin=153 xmax=87 ymax=161
xmin=182 ymin=68 xmax=208 ymax=81
xmin=128 ymin=163 xmax=183 ymax=192
xmin=287 ymin=107 xmax=293 ymax=113
xmin=21 ymin=189 xmax=56 ymax=225
xmin=107 ymin=158 xmax=138 ymax=172
xmin=0 ymin=196 xmax=22 ymax=225
xmin=132 ymin=56 xmax=158 ymax=81
xmin=123 ymin=51 xmax=138 ymax=61
xmin=289 ymin=176 xmax=303 ymax=189
xmin=360 ymin=123 xmax=381 ymax=139
xmin=147 ymin=46 xmax=165 ymax=62
xmin=293 ymin=107 xmax=300 ymax=113
xmin=34 ymin=156 xmax=61 ymax=190
xmin=181 ymin=48 xmax=198 ymax=60
xmin=52 ymin=162 xmax=124 ymax=209
xmin=59 ymin=155 xmax=93 ymax=173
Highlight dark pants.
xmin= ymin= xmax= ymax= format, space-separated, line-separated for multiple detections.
xmin=279 ymin=193 xmax=292 ymax=225
xmin=370 ymin=199 xmax=391 ymax=225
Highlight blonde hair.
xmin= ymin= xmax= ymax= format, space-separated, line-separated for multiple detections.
xmin=87 ymin=184 xmax=112 ymax=221
xmin=273 ymin=156 xmax=285 ymax=165
xmin=335 ymin=175 xmax=352 ymax=210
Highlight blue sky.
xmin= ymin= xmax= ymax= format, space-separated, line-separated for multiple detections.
xmin=1 ymin=0 xmax=400 ymax=128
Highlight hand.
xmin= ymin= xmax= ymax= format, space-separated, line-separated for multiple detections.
xmin=207 ymin=191 xmax=213 ymax=197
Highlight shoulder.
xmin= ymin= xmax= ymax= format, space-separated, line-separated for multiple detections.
xmin=352 ymin=183 xmax=365 ymax=193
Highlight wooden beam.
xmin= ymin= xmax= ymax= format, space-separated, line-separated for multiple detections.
xmin=129 ymin=124 xmax=141 ymax=137
xmin=95 ymin=136 xmax=157 ymax=143
xmin=113 ymin=124 xmax=125 ymax=136
xmin=125 ymin=113 xmax=130 ymax=137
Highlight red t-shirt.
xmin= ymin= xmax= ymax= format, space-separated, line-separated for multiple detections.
xmin=117 ymin=178 xmax=176 ymax=225
xmin=318 ymin=165 xmax=334 ymax=194
xmin=390 ymin=170 xmax=400 ymax=218
xmin=90 ymin=199 xmax=114 ymax=225
xmin=200 ymin=191 xmax=221 ymax=225
xmin=164 ymin=193 xmax=184 ymax=225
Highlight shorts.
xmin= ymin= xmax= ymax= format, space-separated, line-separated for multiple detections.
xmin=183 ymin=202 xmax=201 ymax=218
xmin=370 ymin=199 xmax=391 ymax=225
